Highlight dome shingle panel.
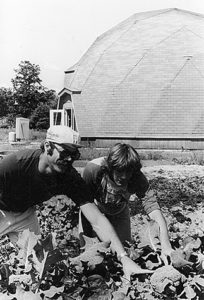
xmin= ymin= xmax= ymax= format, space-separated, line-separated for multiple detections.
xmin=63 ymin=8 xmax=204 ymax=139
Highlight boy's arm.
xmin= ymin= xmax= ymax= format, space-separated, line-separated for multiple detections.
xmin=80 ymin=202 xmax=153 ymax=279
xmin=135 ymin=172 xmax=173 ymax=263
xmin=148 ymin=209 xmax=173 ymax=264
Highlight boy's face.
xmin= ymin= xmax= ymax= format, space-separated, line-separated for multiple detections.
xmin=112 ymin=169 xmax=133 ymax=187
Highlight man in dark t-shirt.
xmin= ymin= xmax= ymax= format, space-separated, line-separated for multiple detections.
xmin=0 ymin=149 xmax=91 ymax=212
xmin=0 ymin=125 xmax=152 ymax=279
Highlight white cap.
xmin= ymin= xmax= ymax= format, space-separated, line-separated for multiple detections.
xmin=46 ymin=125 xmax=82 ymax=148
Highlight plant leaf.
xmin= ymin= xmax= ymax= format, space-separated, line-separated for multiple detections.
xmin=80 ymin=235 xmax=101 ymax=251
xmin=40 ymin=285 xmax=64 ymax=298
xmin=150 ymin=265 xmax=187 ymax=294
xmin=184 ymin=284 xmax=196 ymax=299
xmin=112 ymin=291 xmax=128 ymax=300
xmin=70 ymin=240 xmax=110 ymax=268
xmin=138 ymin=220 xmax=160 ymax=251
xmin=143 ymin=252 xmax=162 ymax=269
xmin=194 ymin=276 xmax=204 ymax=287
xmin=171 ymin=249 xmax=193 ymax=269
xmin=181 ymin=237 xmax=201 ymax=259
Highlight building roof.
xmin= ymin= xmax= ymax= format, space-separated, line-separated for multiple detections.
xmin=63 ymin=8 xmax=204 ymax=138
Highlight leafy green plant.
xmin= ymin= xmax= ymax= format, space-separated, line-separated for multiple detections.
xmin=1 ymin=165 xmax=204 ymax=299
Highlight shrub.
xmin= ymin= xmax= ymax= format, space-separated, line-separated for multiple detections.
xmin=30 ymin=104 xmax=50 ymax=130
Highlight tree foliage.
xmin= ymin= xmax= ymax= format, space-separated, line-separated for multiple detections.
xmin=0 ymin=87 xmax=12 ymax=117
xmin=11 ymin=61 xmax=43 ymax=117
xmin=30 ymin=104 xmax=50 ymax=130
xmin=1 ymin=60 xmax=58 ymax=129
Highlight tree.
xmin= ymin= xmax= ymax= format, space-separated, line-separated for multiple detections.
xmin=11 ymin=61 xmax=43 ymax=117
xmin=7 ymin=60 xmax=58 ymax=127
xmin=37 ymin=88 xmax=58 ymax=108
xmin=0 ymin=87 xmax=12 ymax=117
xmin=29 ymin=90 xmax=58 ymax=129
xmin=29 ymin=104 xmax=50 ymax=130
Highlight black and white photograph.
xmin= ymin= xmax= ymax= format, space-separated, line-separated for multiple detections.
xmin=1 ymin=0 xmax=204 ymax=299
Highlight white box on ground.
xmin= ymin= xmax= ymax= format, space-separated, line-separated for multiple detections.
xmin=8 ymin=132 xmax=16 ymax=143
xmin=16 ymin=118 xmax=30 ymax=140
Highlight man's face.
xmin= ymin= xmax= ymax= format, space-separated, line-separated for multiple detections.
xmin=112 ymin=169 xmax=133 ymax=187
xmin=47 ymin=143 xmax=79 ymax=173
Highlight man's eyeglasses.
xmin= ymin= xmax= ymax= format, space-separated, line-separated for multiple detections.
xmin=52 ymin=143 xmax=80 ymax=161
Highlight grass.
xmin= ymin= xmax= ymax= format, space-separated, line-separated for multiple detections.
xmin=29 ymin=129 xmax=47 ymax=141
xmin=1 ymin=129 xmax=204 ymax=164
xmin=0 ymin=128 xmax=46 ymax=143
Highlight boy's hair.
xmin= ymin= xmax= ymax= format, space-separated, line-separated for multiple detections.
xmin=94 ymin=143 xmax=143 ymax=197
xmin=106 ymin=143 xmax=142 ymax=174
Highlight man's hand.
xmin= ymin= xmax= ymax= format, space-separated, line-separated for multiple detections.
xmin=121 ymin=256 xmax=153 ymax=281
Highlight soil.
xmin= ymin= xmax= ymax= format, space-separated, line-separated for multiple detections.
xmin=130 ymin=163 xmax=204 ymax=239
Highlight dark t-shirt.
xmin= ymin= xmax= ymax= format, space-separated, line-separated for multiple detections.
xmin=83 ymin=157 xmax=160 ymax=215
xmin=0 ymin=149 xmax=93 ymax=212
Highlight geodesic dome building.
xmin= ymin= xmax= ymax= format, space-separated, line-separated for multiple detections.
xmin=52 ymin=8 xmax=204 ymax=149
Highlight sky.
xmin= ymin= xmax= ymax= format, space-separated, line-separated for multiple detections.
xmin=1 ymin=0 xmax=204 ymax=93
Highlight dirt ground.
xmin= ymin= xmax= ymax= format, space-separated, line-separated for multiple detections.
xmin=130 ymin=163 xmax=204 ymax=237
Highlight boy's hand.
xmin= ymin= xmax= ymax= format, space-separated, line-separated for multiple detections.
xmin=161 ymin=246 xmax=173 ymax=265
